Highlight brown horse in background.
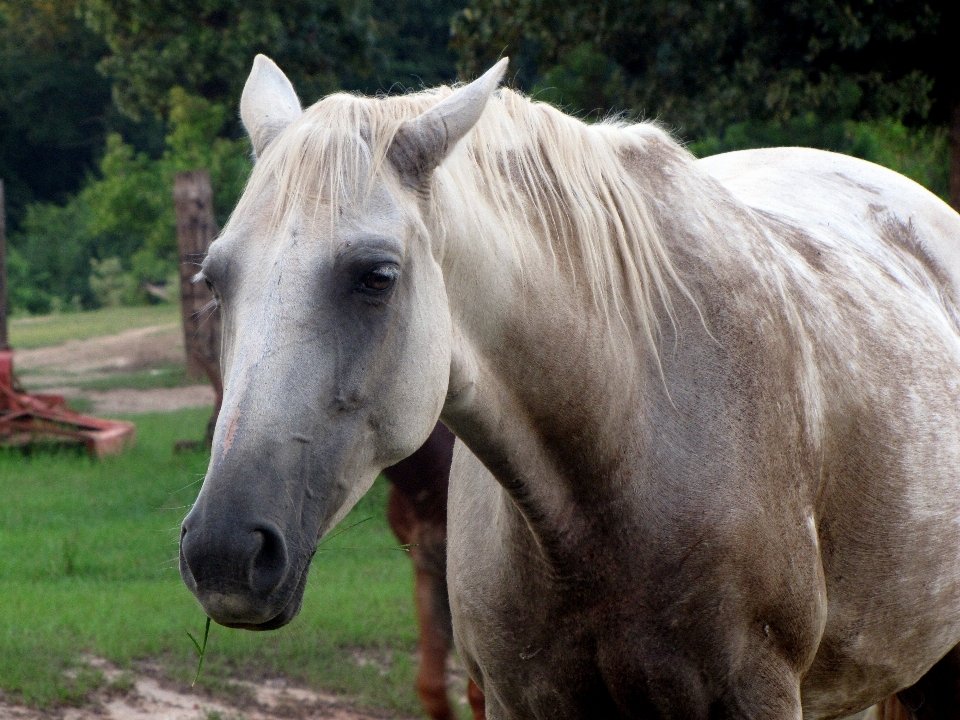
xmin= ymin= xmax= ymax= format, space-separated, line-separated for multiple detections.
xmin=384 ymin=422 xmax=485 ymax=720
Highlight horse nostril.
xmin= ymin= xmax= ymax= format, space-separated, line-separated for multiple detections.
xmin=178 ymin=521 xmax=199 ymax=593
xmin=250 ymin=524 xmax=289 ymax=595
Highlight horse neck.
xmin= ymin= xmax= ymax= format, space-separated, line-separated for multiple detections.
xmin=432 ymin=136 xmax=699 ymax=554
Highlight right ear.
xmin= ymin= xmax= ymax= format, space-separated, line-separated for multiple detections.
xmin=388 ymin=58 xmax=508 ymax=188
xmin=240 ymin=55 xmax=302 ymax=158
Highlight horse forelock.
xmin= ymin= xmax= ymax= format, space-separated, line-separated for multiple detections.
xmin=226 ymin=82 xmax=695 ymax=356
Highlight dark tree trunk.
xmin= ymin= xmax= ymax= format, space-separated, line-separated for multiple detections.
xmin=173 ymin=169 xmax=221 ymax=381
xmin=951 ymin=99 xmax=960 ymax=214
xmin=0 ymin=179 xmax=7 ymax=351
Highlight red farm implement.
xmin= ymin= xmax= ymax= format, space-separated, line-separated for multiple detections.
xmin=0 ymin=178 xmax=135 ymax=457
xmin=0 ymin=350 xmax=135 ymax=457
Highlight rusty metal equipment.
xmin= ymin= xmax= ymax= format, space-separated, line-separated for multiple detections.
xmin=0 ymin=179 xmax=135 ymax=457
xmin=0 ymin=350 xmax=136 ymax=457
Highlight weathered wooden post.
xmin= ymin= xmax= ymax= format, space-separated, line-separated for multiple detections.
xmin=173 ymin=169 xmax=221 ymax=381
xmin=0 ymin=179 xmax=8 ymax=351
xmin=173 ymin=169 xmax=224 ymax=448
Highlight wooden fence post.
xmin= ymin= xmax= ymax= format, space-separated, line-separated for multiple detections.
xmin=173 ymin=169 xmax=221 ymax=381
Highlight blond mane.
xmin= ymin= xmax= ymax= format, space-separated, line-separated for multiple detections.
xmin=229 ymin=83 xmax=692 ymax=352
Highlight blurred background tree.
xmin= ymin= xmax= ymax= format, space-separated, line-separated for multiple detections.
xmin=81 ymin=0 xmax=374 ymax=122
xmin=453 ymin=0 xmax=957 ymax=206
xmin=3 ymin=0 xmax=466 ymax=313
xmin=9 ymin=89 xmax=249 ymax=312
xmin=81 ymin=0 xmax=465 ymax=122
xmin=0 ymin=0 xmax=158 ymax=227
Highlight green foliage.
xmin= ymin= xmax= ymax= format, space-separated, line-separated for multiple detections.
xmin=367 ymin=0 xmax=466 ymax=90
xmin=0 ymin=409 xmax=420 ymax=713
xmin=453 ymin=0 xmax=955 ymax=135
xmin=0 ymin=0 xmax=159 ymax=225
xmin=0 ymin=0 xmax=471 ymax=234
xmin=690 ymin=116 xmax=950 ymax=201
xmin=8 ymin=91 xmax=251 ymax=314
xmin=532 ymin=43 xmax=627 ymax=120
xmin=848 ymin=120 xmax=949 ymax=197
xmin=9 ymin=0 xmax=478 ymax=316
xmin=13 ymin=192 xmax=97 ymax=312
xmin=81 ymin=0 xmax=470 ymax=121
xmin=89 ymin=257 xmax=138 ymax=307
xmin=5 ymin=245 xmax=49 ymax=313
xmin=452 ymin=0 xmax=953 ymax=206
xmin=82 ymin=0 xmax=373 ymax=119
xmin=165 ymin=88 xmax=252 ymax=226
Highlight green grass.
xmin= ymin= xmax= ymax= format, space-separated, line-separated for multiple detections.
xmin=9 ymin=304 xmax=180 ymax=349
xmin=73 ymin=363 xmax=192 ymax=392
xmin=0 ymin=408 xmax=421 ymax=714
xmin=63 ymin=397 xmax=95 ymax=414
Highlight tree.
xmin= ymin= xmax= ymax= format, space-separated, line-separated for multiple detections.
xmin=452 ymin=0 xmax=960 ymax=209
xmin=368 ymin=0 xmax=465 ymax=91
xmin=81 ymin=0 xmax=374 ymax=121
xmin=9 ymin=89 xmax=250 ymax=312
xmin=81 ymin=0 xmax=470 ymax=123
xmin=0 ymin=0 xmax=116 ymax=225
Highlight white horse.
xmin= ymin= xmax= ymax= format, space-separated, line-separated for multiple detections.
xmin=179 ymin=55 xmax=960 ymax=719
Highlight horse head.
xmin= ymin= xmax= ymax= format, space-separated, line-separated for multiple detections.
xmin=179 ymin=55 xmax=507 ymax=629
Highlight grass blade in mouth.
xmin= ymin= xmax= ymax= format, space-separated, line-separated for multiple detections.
xmin=186 ymin=616 xmax=211 ymax=687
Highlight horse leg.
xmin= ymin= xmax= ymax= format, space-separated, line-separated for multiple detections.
xmin=467 ymin=676 xmax=486 ymax=720
xmin=386 ymin=483 xmax=415 ymax=547
xmin=890 ymin=645 xmax=960 ymax=719
xmin=871 ymin=696 xmax=911 ymax=720
xmin=387 ymin=485 xmax=455 ymax=720
xmin=413 ymin=562 xmax=455 ymax=720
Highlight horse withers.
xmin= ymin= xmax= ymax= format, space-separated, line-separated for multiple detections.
xmin=179 ymin=53 xmax=960 ymax=718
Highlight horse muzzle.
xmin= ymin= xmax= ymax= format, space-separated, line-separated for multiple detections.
xmin=179 ymin=512 xmax=309 ymax=630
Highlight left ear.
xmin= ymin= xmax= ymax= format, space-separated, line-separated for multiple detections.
xmin=240 ymin=54 xmax=303 ymax=158
xmin=388 ymin=58 xmax=509 ymax=187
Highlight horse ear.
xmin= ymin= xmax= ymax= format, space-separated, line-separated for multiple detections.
xmin=240 ymin=55 xmax=302 ymax=158
xmin=389 ymin=58 xmax=509 ymax=187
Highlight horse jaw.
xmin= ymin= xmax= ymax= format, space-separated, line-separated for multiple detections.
xmin=240 ymin=54 xmax=303 ymax=158
xmin=389 ymin=58 xmax=509 ymax=187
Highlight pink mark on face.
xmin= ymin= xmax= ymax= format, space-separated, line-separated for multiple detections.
xmin=222 ymin=409 xmax=241 ymax=455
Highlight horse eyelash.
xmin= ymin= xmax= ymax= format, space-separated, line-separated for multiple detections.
xmin=193 ymin=272 xmax=220 ymax=310
xmin=199 ymin=299 xmax=219 ymax=316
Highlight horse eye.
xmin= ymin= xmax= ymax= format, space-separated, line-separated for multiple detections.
xmin=359 ymin=265 xmax=398 ymax=294
xmin=204 ymin=278 xmax=215 ymax=292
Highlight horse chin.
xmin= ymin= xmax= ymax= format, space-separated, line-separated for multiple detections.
xmin=208 ymin=560 xmax=311 ymax=632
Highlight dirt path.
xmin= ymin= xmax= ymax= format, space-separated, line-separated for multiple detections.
xmin=14 ymin=324 xmax=185 ymax=375
xmin=0 ymin=658 xmax=405 ymax=720
xmin=12 ymin=323 xmax=215 ymax=415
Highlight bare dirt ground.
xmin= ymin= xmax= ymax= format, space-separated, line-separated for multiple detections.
xmin=12 ymin=322 xmax=215 ymax=415
xmin=0 ymin=657 xmax=402 ymax=720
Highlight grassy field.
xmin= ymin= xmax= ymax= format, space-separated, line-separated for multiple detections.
xmin=0 ymin=410 xmax=423 ymax=715
xmin=9 ymin=304 xmax=180 ymax=349
xmin=73 ymin=362 xmax=192 ymax=392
